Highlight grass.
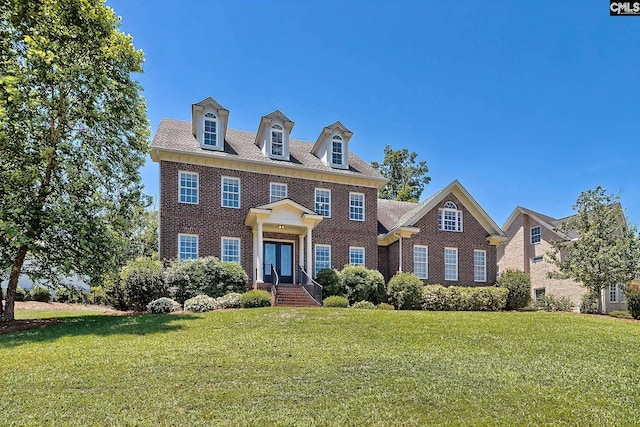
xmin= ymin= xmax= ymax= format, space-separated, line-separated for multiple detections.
xmin=1 ymin=308 xmax=639 ymax=426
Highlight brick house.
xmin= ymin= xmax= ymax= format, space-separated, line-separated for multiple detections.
xmin=150 ymin=96 xmax=507 ymax=303
xmin=497 ymin=205 xmax=633 ymax=312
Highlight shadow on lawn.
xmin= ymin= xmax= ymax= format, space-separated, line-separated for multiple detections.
xmin=0 ymin=313 xmax=196 ymax=348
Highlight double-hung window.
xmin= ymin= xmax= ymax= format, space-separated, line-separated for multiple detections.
xmin=221 ymin=237 xmax=240 ymax=264
xmin=315 ymin=188 xmax=331 ymax=217
xmin=609 ymin=284 xmax=620 ymax=303
xmin=203 ymin=112 xmax=217 ymax=147
xmin=270 ymin=183 xmax=287 ymax=202
xmin=438 ymin=202 xmax=462 ymax=232
xmin=178 ymin=234 xmax=198 ymax=261
xmin=271 ymin=124 xmax=284 ymax=157
xmin=414 ymin=245 xmax=428 ymax=279
xmin=349 ymin=247 xmax=365 ymax=266
xmin=179 ymin=171 xmax=198 ymax=204
xmin=444 ymin=247 xmax=458 ymax=281
xmin=314 ymin=244 xmax=331 ymax=276
xmin=221 ymin=176 xmax=240 ymax=208
xmin=474 ymin=250 xmax=486 ymax=282
xmin=531 ymin=226 xmax=541 ymax=244
xmin=349 ymin=192 xmax=364 ymax=221
xmin=331 ymin=135 xmax=343 ymax=166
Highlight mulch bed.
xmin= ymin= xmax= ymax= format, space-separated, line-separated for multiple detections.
xmin=0 ymin=318 xmax=63 ymax=336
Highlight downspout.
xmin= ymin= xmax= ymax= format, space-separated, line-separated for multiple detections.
xmin=398 ymin=235 xmax=403 ymax=273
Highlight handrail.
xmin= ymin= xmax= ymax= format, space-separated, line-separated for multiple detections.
xmin=297 ymin=265 xmax=323 ymax=305
xmin=270 ymin=263 xmax=279 ymax=304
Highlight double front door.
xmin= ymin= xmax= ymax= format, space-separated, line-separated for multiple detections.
xmin=264 ymin=242 xmax=293 ymax=283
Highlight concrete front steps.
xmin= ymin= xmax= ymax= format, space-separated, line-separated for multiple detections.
xmin=274 ymin=284 xmax=321 ymax=307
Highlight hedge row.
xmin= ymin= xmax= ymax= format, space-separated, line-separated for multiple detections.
xmin=422 ymin=285 xmax=509 ymax=311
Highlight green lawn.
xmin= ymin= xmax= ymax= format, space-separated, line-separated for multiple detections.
xmin=1 ymin=308 xmax=639 ymax=426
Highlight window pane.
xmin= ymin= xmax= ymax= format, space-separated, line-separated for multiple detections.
xmin=222 ymin=238 xmax=240 ymax=264
xmin=270 ymin=183 xmax=287 ymax=202
xmin=179 ymin=235 xmax=198 ymax=261
xmin=315 ymin=245 xmax=331 ymax=276
xmin=349 ymin=193 xmax=364 ymax=221
xmin=315 ymin=189 xmax=331 ymax=217
xmin=531 ymin=226 xmax=541 ymax=244
xmin=474 ymin=250 xmax=486 ymax=282
xmin=179 ymin=172 xmax=198 ymax=204
xmin=349 ymin=247 xmax=364 ymax=266
xmin=332 ymin=141 xmax=343 ymax=165
xmin=444 ymin=248 xmax=458 ymax=281
xmin=222 ymin=177 xmax=240 ymax=208
xmin=414 ymin=246 xmax=428 ymax=279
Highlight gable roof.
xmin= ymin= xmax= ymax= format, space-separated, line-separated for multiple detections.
xmin=311 ymin=121 xmax=353 ymax=155
xmin=377 ymin=199 xmax=419 ymax=234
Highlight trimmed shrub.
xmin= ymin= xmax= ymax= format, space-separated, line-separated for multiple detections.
xmin=120 ymin=257 xmax=166 ymax=311
xmin=377 ymin=302 xmax=395 ymax=310
xmin=316 ymin=268 xmax=342 ymax=297
xmin=351 ymin=300 xmax=376 ymax=309
xmin=421 ymin=285 xmax=508 ymax=311
xmin=609 ymin=310 xmax=632 ymax=319
xmin=215 ymin=292 xmax=242 ymax=309
xmin=55 ymin=287 xmax=69 ymax=303
xmin=340 ymin=265 xmax=385 ymax=305
xmin=147 ymin=297 xmax=181 ymax=314
xmin=29 ymin=286 xmax=51 ymax=303
xmin=323 ymin=296 xmax=349 ymax=308
xmin=239 ymin=290 xmax=272 ymax=308
xmin=14 ymin=286 xmax=26 ymax=302
xmin=580 ymin=290 xmax=599 ymax=314
xmin=625 ymin=284 xmax=640 ymax=319
xmin=184 ymin=295 xmax=217 ymax=313
xmin=496 ymin=269 xmax=531 ymax=310
xmin=537 ymin=295 xmax=575 ymax=312
xmin=218 ymin=262 xmax=249 ymax=295
xmin=387 ymin=272 xmax=424 ymax=310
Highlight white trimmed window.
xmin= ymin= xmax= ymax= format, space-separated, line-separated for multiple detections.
xmin=203 ymin=112 xmax=218 ymax=147
xmin=474 ymin=250 xmax=486 ymax=282
xmin=331 ymin=135 xmax=344 ymax=166
xmin=221 ymin=176 xmax=240 ymax=208
xmin=178 ymin=171 xmax=198 ymax=204
xmin=221 ymin=237 xmax=240 ymax=264
xmin=532 ymin=256 xmax=544 ymax=263
xmin=438 ymin=202 xmax=462 ymax=232
xmin=534 ymin=288 xmax=546 ymax=302
xmin=349 ymin=192 xmax=364 ymax=221
xmin=444 ymin=247 xmax=458 ymax=281
xmin=178 ymin=234 xmax=198 ymax=261
xmin=315 ymin=188 xmax=331 ymax=218
xmin=531 ymin=226 xmax=541 ymax=244
xmin=609 ymin=284 xmax=620 ymax=303
xmin=271 ymin=124 xmax=284 ymax=157
xmin=270 ymin=183 xmax=288 ymax=202
xmin=414 ymin=245 xmax=428 ymax=279
xmin=314 ymin=244 xmax=331 ymax=276
xmin=349 ymin=247 xmax=365 ymax=266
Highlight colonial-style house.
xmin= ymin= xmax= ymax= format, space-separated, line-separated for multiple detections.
xmin=150 ymin=96 xmax=507 ymax=305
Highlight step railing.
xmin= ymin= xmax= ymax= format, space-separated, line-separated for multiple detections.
xmin=297 ymin=265 xmax=323 ymax=305
xmin=270 ymin=264 xmax=279 ymax=304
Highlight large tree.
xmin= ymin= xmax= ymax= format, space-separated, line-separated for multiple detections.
xmin=0 ymin=0 xmax=149 ymax=320
xmin=548 ymin=187 xmax=640 ymax=313
xmin=371 ymin=145 xmax=431 ymax=202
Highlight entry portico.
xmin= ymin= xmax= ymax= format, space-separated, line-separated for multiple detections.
xmin=245 ymin=199 xmax=323 ymax=285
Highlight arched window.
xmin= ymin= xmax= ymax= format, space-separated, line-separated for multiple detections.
xmin=439 ymin=201 xmax=462 ymax=231
xmin=203 ymin=112 xmax=217 ymax=147
xmin=331 ymin=135 xmax=343 ymax=165
xmin=271 ymin=124 xmax=284 ymax=157
xmin=444 ymin=201 xmax=457 ymax=210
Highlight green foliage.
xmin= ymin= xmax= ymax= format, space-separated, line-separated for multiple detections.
xmin=54 ymin=287 xmax=69 ymax=303
xmin=14 ymin=286 xmax=26 ymax=302
xmin=351 ymin=300 xmax=376 ymax=309
xmin=377 ymin=303 xmax=395 ymax=310
xmin=536 ymin=295 xmax=575 ymax=312
xmin=386 ymin=272 xmax=424 ymax=310
xmin=215 ymin=292 xmax=242 ymax=309
xmin=323 ymin=296 xmax=349 ymax=308
xmin=371 ymin=145 xmax=431 ymax=202
xmin=29 ymin=286 xmax=51 ymax=303
xmin=340 ymin=265 xmax=385 ymax=304
xmin=87 ymin=286 xmax=107 ymax=306
xmin=625 ymin=284 xmax=640 ymax=319
xmin=184 ymin=295 xmax=217 ymax=313
xmin=147 ymin=297 xmax=181 ymax=314
xmin=496 ymin=269 xmax=531 ymax=310
xmin=609 ymin=310 xmax=632 ymax=319
xmin=120 ymin=257 xmax=165 ymax=311
xmin=315 ymin=268 xmax=342 ymax=297
xmin=239 ymin=290 xmax=272 ymax=308
xmin=580 ymin=290 xmax=599 ymax=314
xmin=421 ymin=285 xmax=508 ymax=311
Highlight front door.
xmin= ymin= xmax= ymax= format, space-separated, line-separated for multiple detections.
xmin=264 ymin=242 xmax=293 ymax=284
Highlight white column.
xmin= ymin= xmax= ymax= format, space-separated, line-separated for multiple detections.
xmin=298 ymin=234 xmax=305 ymax=277
xmin=252 ymin=229 xmax=258 ymax=284
xmin=256 ymin=221 xmax=264 ymax=284
xmin=306 ymin=227 xmax=312 ymax=275
xmin=398 ymin=236 xmax=403 ymax=272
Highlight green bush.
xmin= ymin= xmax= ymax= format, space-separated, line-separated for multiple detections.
xmin=14 ymin=286 xmax=26 ymax=302
xmin=184 ymin=295 xmax=217 ymax=313
xmin=580 ymin=290 xmax=599 ymax=314
xmin=239 ymin=290 xmax=272 ymax=308
xmin=215 ymin=292 xmax=242 ymax=309
xmin=323 ymin=296 xmax=349 ymax=308
xmin=29 ymin=286 xmax=51 ymax=302
xmin=387 ymin=272 xmax=424 ymax=310
xmin=537 ymin=295 xmax=575 ymax=312
xmin=609 ymin=310 xmax=632 ymax=319
xmin=120 ymin=257 xmax=166 ymax=311
xmin=377 ymin=302 xmax=395 ymax=310
xmin=147 ymin=297 xmax=181 ymax=314
xmin=87 ymin=286 xmax=107 ymax=305
xmin=496 ymin=269 xmax=531 ymax=310
xmin=55 ymin=287 xmax=69 ymax=303
xmin=421 ymin=285 xmax=508 ymax=311
xmin=340 ymin=265 xmax=385 ymax=304
xmin=315 ymin=268 xmax=342 ymax=297
xmin=625 ymin=284 xmax=640 ymax=319
xmin=351 ymin=300 xmax=376 ymax=309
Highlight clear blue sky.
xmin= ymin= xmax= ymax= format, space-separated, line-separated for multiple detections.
xmin=107 ymin=0 xmax=640 ymax=228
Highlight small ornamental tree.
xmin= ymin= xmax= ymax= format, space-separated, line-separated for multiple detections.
xmin=387 ymin=272 xmax=424 ymax=310
xmin=496 ymin=269 xmax=531 ymax=310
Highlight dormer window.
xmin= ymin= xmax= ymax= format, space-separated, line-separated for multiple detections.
xmin=271 ymin=125 xmax=284 ymax=157
xmin=203 ymin=112 xmax=218 ymax=147
xmin=438 ymin=201 xmax=463 ymax=232
xmin=331 ymin=135 xmax=344 ymax=166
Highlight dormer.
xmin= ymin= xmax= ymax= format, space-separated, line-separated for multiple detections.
xmin=311 ymin=121 xmax=353 ymax=170
xmin=192 ymin=97 xmax=229 ymax=152
xmin=255 ymin=110 xmax=294 ymax=161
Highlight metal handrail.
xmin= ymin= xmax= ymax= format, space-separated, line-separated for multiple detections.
xmin=270 ymin=263 xmax=279 ymax=304
xmin=297 ymin=265 xmax=323 ymax=305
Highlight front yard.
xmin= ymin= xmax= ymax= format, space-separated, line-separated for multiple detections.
xmin=1 ymin=308 xmax=639 ymax=426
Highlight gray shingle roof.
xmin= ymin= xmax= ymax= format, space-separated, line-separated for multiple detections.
xmin=377 ymin=199 xmax=418 ymax=234
xmin=150 ymin=118 xmax=386 ymax=182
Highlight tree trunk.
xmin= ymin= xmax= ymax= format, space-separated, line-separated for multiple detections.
xmin=1 ymin=245 xmax=28 ymax=321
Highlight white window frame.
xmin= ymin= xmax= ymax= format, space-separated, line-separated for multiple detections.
xmin=532 ymin=256 xmax=544 ymax=263
xmin=221 ymin=237 xmax=241 ymax=264
xmin=178 ymin=234 xmax=198 ymax=261
xmin=609 ymin=284 xmax=620 ymax=303
xmin=439 ymin=202 xmax=463 ymax=232
xmin=314 ymin=188 xmax=331 ymax=218
xmin=534 ymin=288 xmax=546 ymax=302
xmin=203 ymin=112 xmax=218 ymax=147
xmin=178 ymin=171 xmax=199 ymax=204
xmin=331 ymin=135 xmax=344 ymax=166
xmin=474 ymin=249 xmax=487 ymax=283
xmin=531 ymin=226 xmax=541 ymax=244
xmin=221 ymin=176 xmax=241 ymax=209
xmin=349 ymin=192 xmax=365 ymax=221
xmin=444 ymin=247 xmax=458 ymax=281
xmin=271 ymin=124 xmax=284 ymax=158
xmin=270 ymin=182 xmax=288 ymax=203
xmin=349 ymin=246 xmax=365 ymax=266
xmin=314 ymin=244 xmax=331 ymax=276
xmin=413 ymin=245 xmax=428 ymax=279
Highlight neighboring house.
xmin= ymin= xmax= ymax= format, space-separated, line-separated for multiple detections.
xmin=150 ymin=96 xmax=507 ymax=303
xmin=497 ymin=205 xmax=629 ymax=312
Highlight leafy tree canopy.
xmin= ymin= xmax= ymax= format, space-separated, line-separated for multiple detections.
xmin=371 ymin=145 xmax=431 ymax=202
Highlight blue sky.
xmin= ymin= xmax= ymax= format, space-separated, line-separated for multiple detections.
xmin=107 ymin=0 xmax=640 ymax=227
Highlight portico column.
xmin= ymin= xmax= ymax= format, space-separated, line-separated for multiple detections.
xmin=256 ymin=221 xmax=264 ymax=284
xmin=306 ymin=227 xmax=312 ymax=275
xmin=298 ymin=235 xmax=304 ymax=277
xmin=252 ymin=229 xmax=258 ymax=283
